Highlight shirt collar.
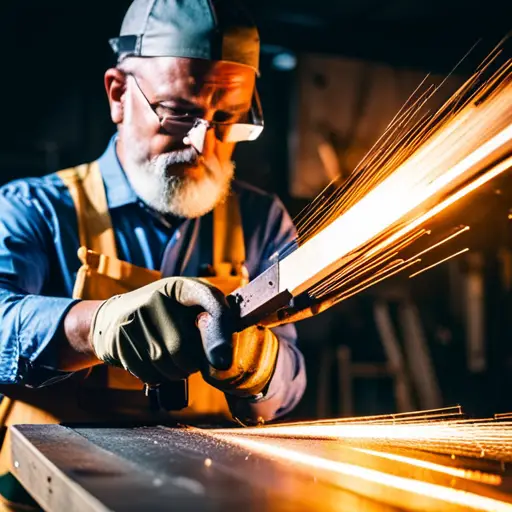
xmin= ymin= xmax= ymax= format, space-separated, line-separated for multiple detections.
xmin=97 ymin=134 xmax=139 ymax=209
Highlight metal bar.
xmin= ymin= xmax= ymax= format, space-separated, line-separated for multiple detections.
xmin=228 ymin=263 xmax=293 ymax=329
xmin=10 ymin=424 xmax=403 ymax=512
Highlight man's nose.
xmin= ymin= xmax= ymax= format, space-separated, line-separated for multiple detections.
xmin=183 ymin=120 xmax=217 ymax=155
xmin=183 ymin=120 xmax=208 ymax=153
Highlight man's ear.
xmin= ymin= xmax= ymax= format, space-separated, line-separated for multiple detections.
xmin=104 ymin=68 xmax=126 ymax=124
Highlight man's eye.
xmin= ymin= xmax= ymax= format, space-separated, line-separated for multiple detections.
xmin=157 ymin=105 xmax=195 ymax=119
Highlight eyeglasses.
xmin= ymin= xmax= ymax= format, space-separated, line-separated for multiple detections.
xmin=127 ymin=73 xmax=264 ymax=144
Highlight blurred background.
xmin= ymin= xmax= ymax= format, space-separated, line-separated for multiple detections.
xmin=1 ymin=0 xmax=512 ymax=420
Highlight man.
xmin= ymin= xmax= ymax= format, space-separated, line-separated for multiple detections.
xmin=0 ymin=0 xmax=306 ymax=450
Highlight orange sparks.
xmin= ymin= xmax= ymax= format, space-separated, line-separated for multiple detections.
xmin=408 ymin=226 xmax=470 ymax=260
xmin=277 ymin=60 xmax=512 ymax=304
xmin=409 ymin=248 xmax=470 ymax=278
xmin=212 ymin=434 xmax=512 ymax=512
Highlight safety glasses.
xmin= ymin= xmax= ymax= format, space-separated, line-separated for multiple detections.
xmin=128 ymin=73 xmax=264 ymax=144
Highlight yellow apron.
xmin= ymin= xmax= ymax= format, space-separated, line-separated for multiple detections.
xmin=0 ymin=160 xmax=248 ymax=474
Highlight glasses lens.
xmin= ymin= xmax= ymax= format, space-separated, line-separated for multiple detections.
xmin=215 ymin=89 xmax=264 ymax=143
xmin=160 ymin=116 xmax=195 ymax=137
xmin=214 ymin=123 xmax=262 ymax=143
xmin=157 ymin=88 xmax=264 ymax=143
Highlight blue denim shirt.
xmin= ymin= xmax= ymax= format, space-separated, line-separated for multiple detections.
xmin=0 ymin=136 xmax=306 ymax=420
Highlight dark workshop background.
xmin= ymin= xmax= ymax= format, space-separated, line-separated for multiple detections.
xmin=0 ymin=0 xmax=511 ymax=420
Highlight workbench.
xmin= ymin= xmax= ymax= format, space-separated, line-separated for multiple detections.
xmin=9 ymin=423 xmax=512 ymax=511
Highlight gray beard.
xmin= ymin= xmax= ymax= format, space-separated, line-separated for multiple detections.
xmin=122 ymin=145 xmax=234 ymax=219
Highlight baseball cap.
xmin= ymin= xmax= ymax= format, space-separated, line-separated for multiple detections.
xmin=109 ymin=0 xmax=260 ymax=74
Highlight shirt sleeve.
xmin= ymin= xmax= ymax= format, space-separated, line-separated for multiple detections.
xmin=227 ymin=195 xmax=307 ymax=422
xmin=0 ymin=188 xmax=78 ymax=386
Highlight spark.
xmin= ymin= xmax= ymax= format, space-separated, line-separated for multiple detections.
xmin=324 ymin=258 xmax=422 ymax=305
xmin=408 ymin=226 xmax=470 ymax=260
xmin=281 ymin=56 xmax=512 ymax=305
xmin=280 ymin=111 xmax=512 ymax=296
xmin=207 ymin=406 xmax=512 ymax=509
xmin=213 ymin=434 xmax=512 ymax=512
xmin=409 ymin=248 xmax=470 ymax=279
xmin=369 ymin=154 xmax=512 ymax=263
xmin=219 ymin=418 xmax=512 ymax=461
xmin=351 ymin=447 xmax=502 ymax=485
xmin=261 ymin=405 xmax=465 ymax=426
xmin=311 ymin=228 xmax=429 ymax=297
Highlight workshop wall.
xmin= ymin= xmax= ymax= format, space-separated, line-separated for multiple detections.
xmin=289 ymin=54 xmax=465 ymax=198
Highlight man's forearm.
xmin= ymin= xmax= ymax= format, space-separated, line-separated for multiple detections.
xmin=59 ymin=300 xmax=103 ymax=371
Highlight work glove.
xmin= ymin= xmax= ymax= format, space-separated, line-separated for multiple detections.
xmin=90 ymin=277 xmax=232 ymax=385
xmin=90 ymin=276 xmax=280 ymax=398
xmin=199 ymin=319 xmax=279 ymax=399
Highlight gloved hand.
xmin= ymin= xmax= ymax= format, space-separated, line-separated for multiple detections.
xmin=198 ymin=320 xmax=279 ymax=398
xmin=89 ymin=277 xmax=232 ymax=385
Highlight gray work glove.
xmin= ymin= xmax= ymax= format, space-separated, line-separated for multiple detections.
xmin=90 ymin=277 xmax=233 ymax=385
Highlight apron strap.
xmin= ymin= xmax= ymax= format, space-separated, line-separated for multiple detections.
xmin=57 ymin=161 xmax=118 ymax=259
xmin=58 ymin=160 xmax=245 ymax=278
xmin=213 ymin=193 xmax=246 ymax=277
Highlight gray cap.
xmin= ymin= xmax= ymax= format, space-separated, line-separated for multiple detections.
xmin=109 ymin=0 xmax=260 ymax=73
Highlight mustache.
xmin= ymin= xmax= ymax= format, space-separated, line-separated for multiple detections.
xmin=156 ymin=147 xmax=200 ymax=166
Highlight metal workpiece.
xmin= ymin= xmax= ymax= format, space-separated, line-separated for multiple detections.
xmin=228 ymin=263 xmax=293 ymax=330
xmin=10 ymin=421 xmax=512 ymax=512
xmin=10 ymin=424 xmax=392 ymax=512
xmin=227 ymin=261 xmax=333 ymax=330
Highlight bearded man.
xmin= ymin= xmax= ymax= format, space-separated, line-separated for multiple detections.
xmin=0 ymin=0 xmax=306 ymax=454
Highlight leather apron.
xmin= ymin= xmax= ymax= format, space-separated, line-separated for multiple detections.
xmin=0 ymin=161 xmax=248 ymax=475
